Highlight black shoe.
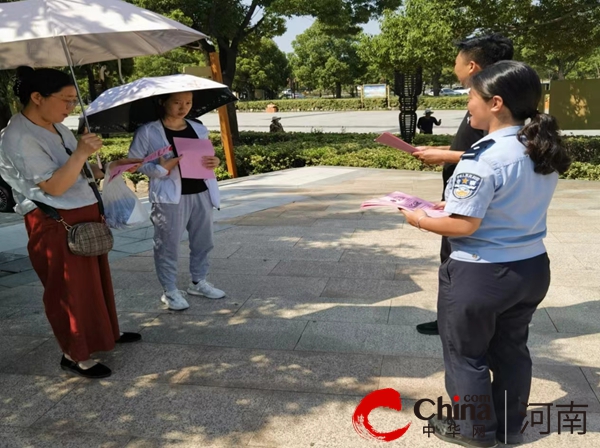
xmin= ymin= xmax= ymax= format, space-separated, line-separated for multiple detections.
xmin=60 ymin=355 xmax=112 ymax=379
xmin=116 ymin=332 xmax=142 ymax=343
xmin=429 ymin=418 xmax=498 ymax=447
xmin=416 ymin=320 xmax=439 ymax=335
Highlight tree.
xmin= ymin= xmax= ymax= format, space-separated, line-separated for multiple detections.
xmin=131 ymin=0 xmax=401 ymax=141
xmin=363 ymin=1 xmax=468 ymax=96
xmin=462 ymin=0 xmax=600 ymax=80
xmin=233 ymin=37 xmax=290 ymax=100
xmin=290 ymin=22 xmax=365 ymax=98
xmin=132 ymin=48 xmax=206 ymax=80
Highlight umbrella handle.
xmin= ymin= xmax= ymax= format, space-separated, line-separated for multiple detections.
xmin=60 ymin=36 xmax=103 ymax=170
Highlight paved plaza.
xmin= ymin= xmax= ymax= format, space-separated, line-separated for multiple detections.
xmin=1 ymin=167 xmax=600 ymax=447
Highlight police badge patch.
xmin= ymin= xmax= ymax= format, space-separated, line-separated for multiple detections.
xmin=452 ymin=173 xmax=483 ymax=199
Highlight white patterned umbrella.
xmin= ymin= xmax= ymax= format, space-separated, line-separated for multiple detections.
xmin=0 ymin=0 xmax=208 ymax=166
xmin=0 ymin=0 xmax=207 ymax=68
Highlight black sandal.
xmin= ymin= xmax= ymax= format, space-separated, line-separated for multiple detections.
xmin=60 ymin=355 xmax=112 ymax=379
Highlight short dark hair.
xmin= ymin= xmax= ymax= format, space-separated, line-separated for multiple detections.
xmin=470 ymin=61 xmax=570 ymax=175
xmin=456 ymin=34 xmax=514 ymax=68
xmin=13 ymin=66 xmax=74 ymax=106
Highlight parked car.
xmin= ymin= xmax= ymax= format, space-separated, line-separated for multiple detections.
xmin=453 ymin=88 xmax=469 ymax=95
xmin=439 ymin=88 xmax=462 ymax=96
xmin=0 ymin=175 xmax=16 ymax=213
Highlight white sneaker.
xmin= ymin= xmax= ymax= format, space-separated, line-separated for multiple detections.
xmin=161 ymin=290 xmax=190 ymax=311
xmin=187 ymin=280 xmax=226 ymax=299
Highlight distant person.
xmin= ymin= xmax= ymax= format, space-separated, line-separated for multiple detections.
xmin=417 ymin=109 xmax=441 ymax=134
xmin=269 ymin=116 xmax=285 ymax=133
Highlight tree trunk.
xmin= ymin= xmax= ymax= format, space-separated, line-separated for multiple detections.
xmin=218 ymin=42 xmax=241 ymax=144
xmin=432 ymin=69 xmax=442 ymax=97
xmin=85 ymin=65 xmax=97 ymax=101
xmin=335 ymin=82 xmax=342 ymax=98
xmin=556 ymin=60 xmax=566 ymax=80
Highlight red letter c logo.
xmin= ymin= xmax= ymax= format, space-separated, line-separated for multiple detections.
xmin=352 ymin=388 xmax=411 ymax=442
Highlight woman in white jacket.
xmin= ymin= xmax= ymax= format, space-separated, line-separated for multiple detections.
xmin=128 ymin=92 xmax=225 ymax=311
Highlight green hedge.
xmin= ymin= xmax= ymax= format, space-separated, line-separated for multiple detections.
xmin=236 ymin=96 xmax=468 ymax=112
xmin=92 ymin=132 xmax=600 ymax=184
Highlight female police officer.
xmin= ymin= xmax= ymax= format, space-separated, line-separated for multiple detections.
xmin=401 ymin=61 xmax=570 ymax=447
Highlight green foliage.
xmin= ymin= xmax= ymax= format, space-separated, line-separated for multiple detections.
xmin=562 ymin=162 xmax=600 ymax=181
xmin=362 ymin=1 xmax=467 ymax=92
xmin=236 ymin=96 xmax=469 ymax=112
xmin=234 ymin=37 xmax=290 ymax=99
xmin=290 ymin=22 xmax=365 ymax=97
xmin=131 ymin=47 xmax=206 ymax=79
xmin=90 ymin=131 xmax=600 ymax=184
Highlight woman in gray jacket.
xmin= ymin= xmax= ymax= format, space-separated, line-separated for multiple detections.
xmin=128 ymin=91 xmax=225 ymax=311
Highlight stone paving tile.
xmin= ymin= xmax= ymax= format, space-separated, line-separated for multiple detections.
xmin=545 ymin=301 xmax=600 ymax=334
xmin=0 ymin=270 xmax=41 ymax=288
xmin=0 ymin=427 xmax=131 ymax=448
xmin=247 ymin=393 xmax=450 ymax=448
xmin=0 ymin=307 xmax=52 ymax=336
xmin=0 ymin=256 xmax=32 ymax=273
xmin=0 ymin=374 xmax=81 ymax=426
xmin=0 ymin=285 xmax=44 ymax=308
xmin=268 ymin=260 xmax=397 ymax=280
xmin=295 ymin=320 xmax=443 ymax=358
xmin=209 ymin=258 xmax=281 ymax=276
xmin=236 ymin=294 xmax=391 ymax=325
xmin=174 ymin=346 xmax=381 ymax=396
xmin=0 ymin=335 xmax=49 ymax=373
xmin=32 ymin=381 xmax=272 ymax=447
xmin=140 ymin=314 xmax=308 ymax=351
xmin=230 ymin=245 xmax=345 ymax=262
xmin=529 ymin=332 xmax=600 ymax=368
xmin=321 ymin=277 xmax=422 ymax=301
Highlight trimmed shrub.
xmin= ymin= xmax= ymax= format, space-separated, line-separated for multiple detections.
xmin=236 ymin=96 xmax=468 ymax=112
xmin=92 ymin=132 xmax=600 ymax=184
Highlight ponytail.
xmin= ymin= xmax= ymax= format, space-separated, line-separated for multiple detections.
xmin=518 ymin=112 xmax=571 ymax=175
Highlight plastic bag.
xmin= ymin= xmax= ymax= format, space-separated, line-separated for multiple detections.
xmin=102 ymin=164 xmax=150 ymax=229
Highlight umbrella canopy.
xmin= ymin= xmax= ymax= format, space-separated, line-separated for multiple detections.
xmin=0 ymin=0 xmax=207 ymax=69
xmin=85 ymin=74 xmax=238 ymax=133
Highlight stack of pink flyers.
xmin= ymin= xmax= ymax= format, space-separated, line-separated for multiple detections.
xmin=361 ymin=191 xmax=449 ymax=218
xmin=374 ymin=132 xmax=419 ymax=154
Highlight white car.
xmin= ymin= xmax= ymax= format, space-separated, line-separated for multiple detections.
xmin=440 ymin=88 xmax=462 ymax=96
xmin=453 ymin=88 xmax=470 ymax=95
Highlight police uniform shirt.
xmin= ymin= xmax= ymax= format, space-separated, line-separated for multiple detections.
xmin=442 ymin=112 xmax=485 ymax=188
xmin=443 ymin=125 xmax=559 ymax=264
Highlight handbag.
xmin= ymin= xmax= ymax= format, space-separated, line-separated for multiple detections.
xmin=33 ymin=131 xmax=114 ymax=257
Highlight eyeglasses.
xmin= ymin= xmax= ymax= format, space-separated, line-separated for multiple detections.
xmin=50 ymin=95 xmax=79 ymax=108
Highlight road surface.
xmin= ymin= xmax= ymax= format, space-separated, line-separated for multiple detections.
xmin=64 ymin=110 xmax=600 ymax=136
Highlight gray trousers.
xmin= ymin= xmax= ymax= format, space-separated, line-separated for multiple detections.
xmin=151 ymin=191 xmax=214 ymax=292
xmin=438 ymin=253 xmax=550 ymax=442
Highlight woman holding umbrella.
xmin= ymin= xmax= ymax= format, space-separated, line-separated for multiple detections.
xmin=0 ymin=67 xmax=143 ymax=378
xmin=128 ymin=91 xmax=226 ymax=311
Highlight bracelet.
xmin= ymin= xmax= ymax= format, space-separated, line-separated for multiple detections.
xmin=416 ymin=215 xmax=429 ymax=232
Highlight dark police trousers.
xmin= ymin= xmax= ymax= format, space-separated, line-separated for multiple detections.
xmin=437 ymin=253 xmax=550 ymax=441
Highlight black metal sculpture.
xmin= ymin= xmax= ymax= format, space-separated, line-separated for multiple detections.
xmin=394 ymin=68 xmax=423 ymax=143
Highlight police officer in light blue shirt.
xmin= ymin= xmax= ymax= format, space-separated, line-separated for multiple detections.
xmin=401 ymin=61 xmax=571 ymax=448
xmin=445 ymin=126 xmax=559 ymax=264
